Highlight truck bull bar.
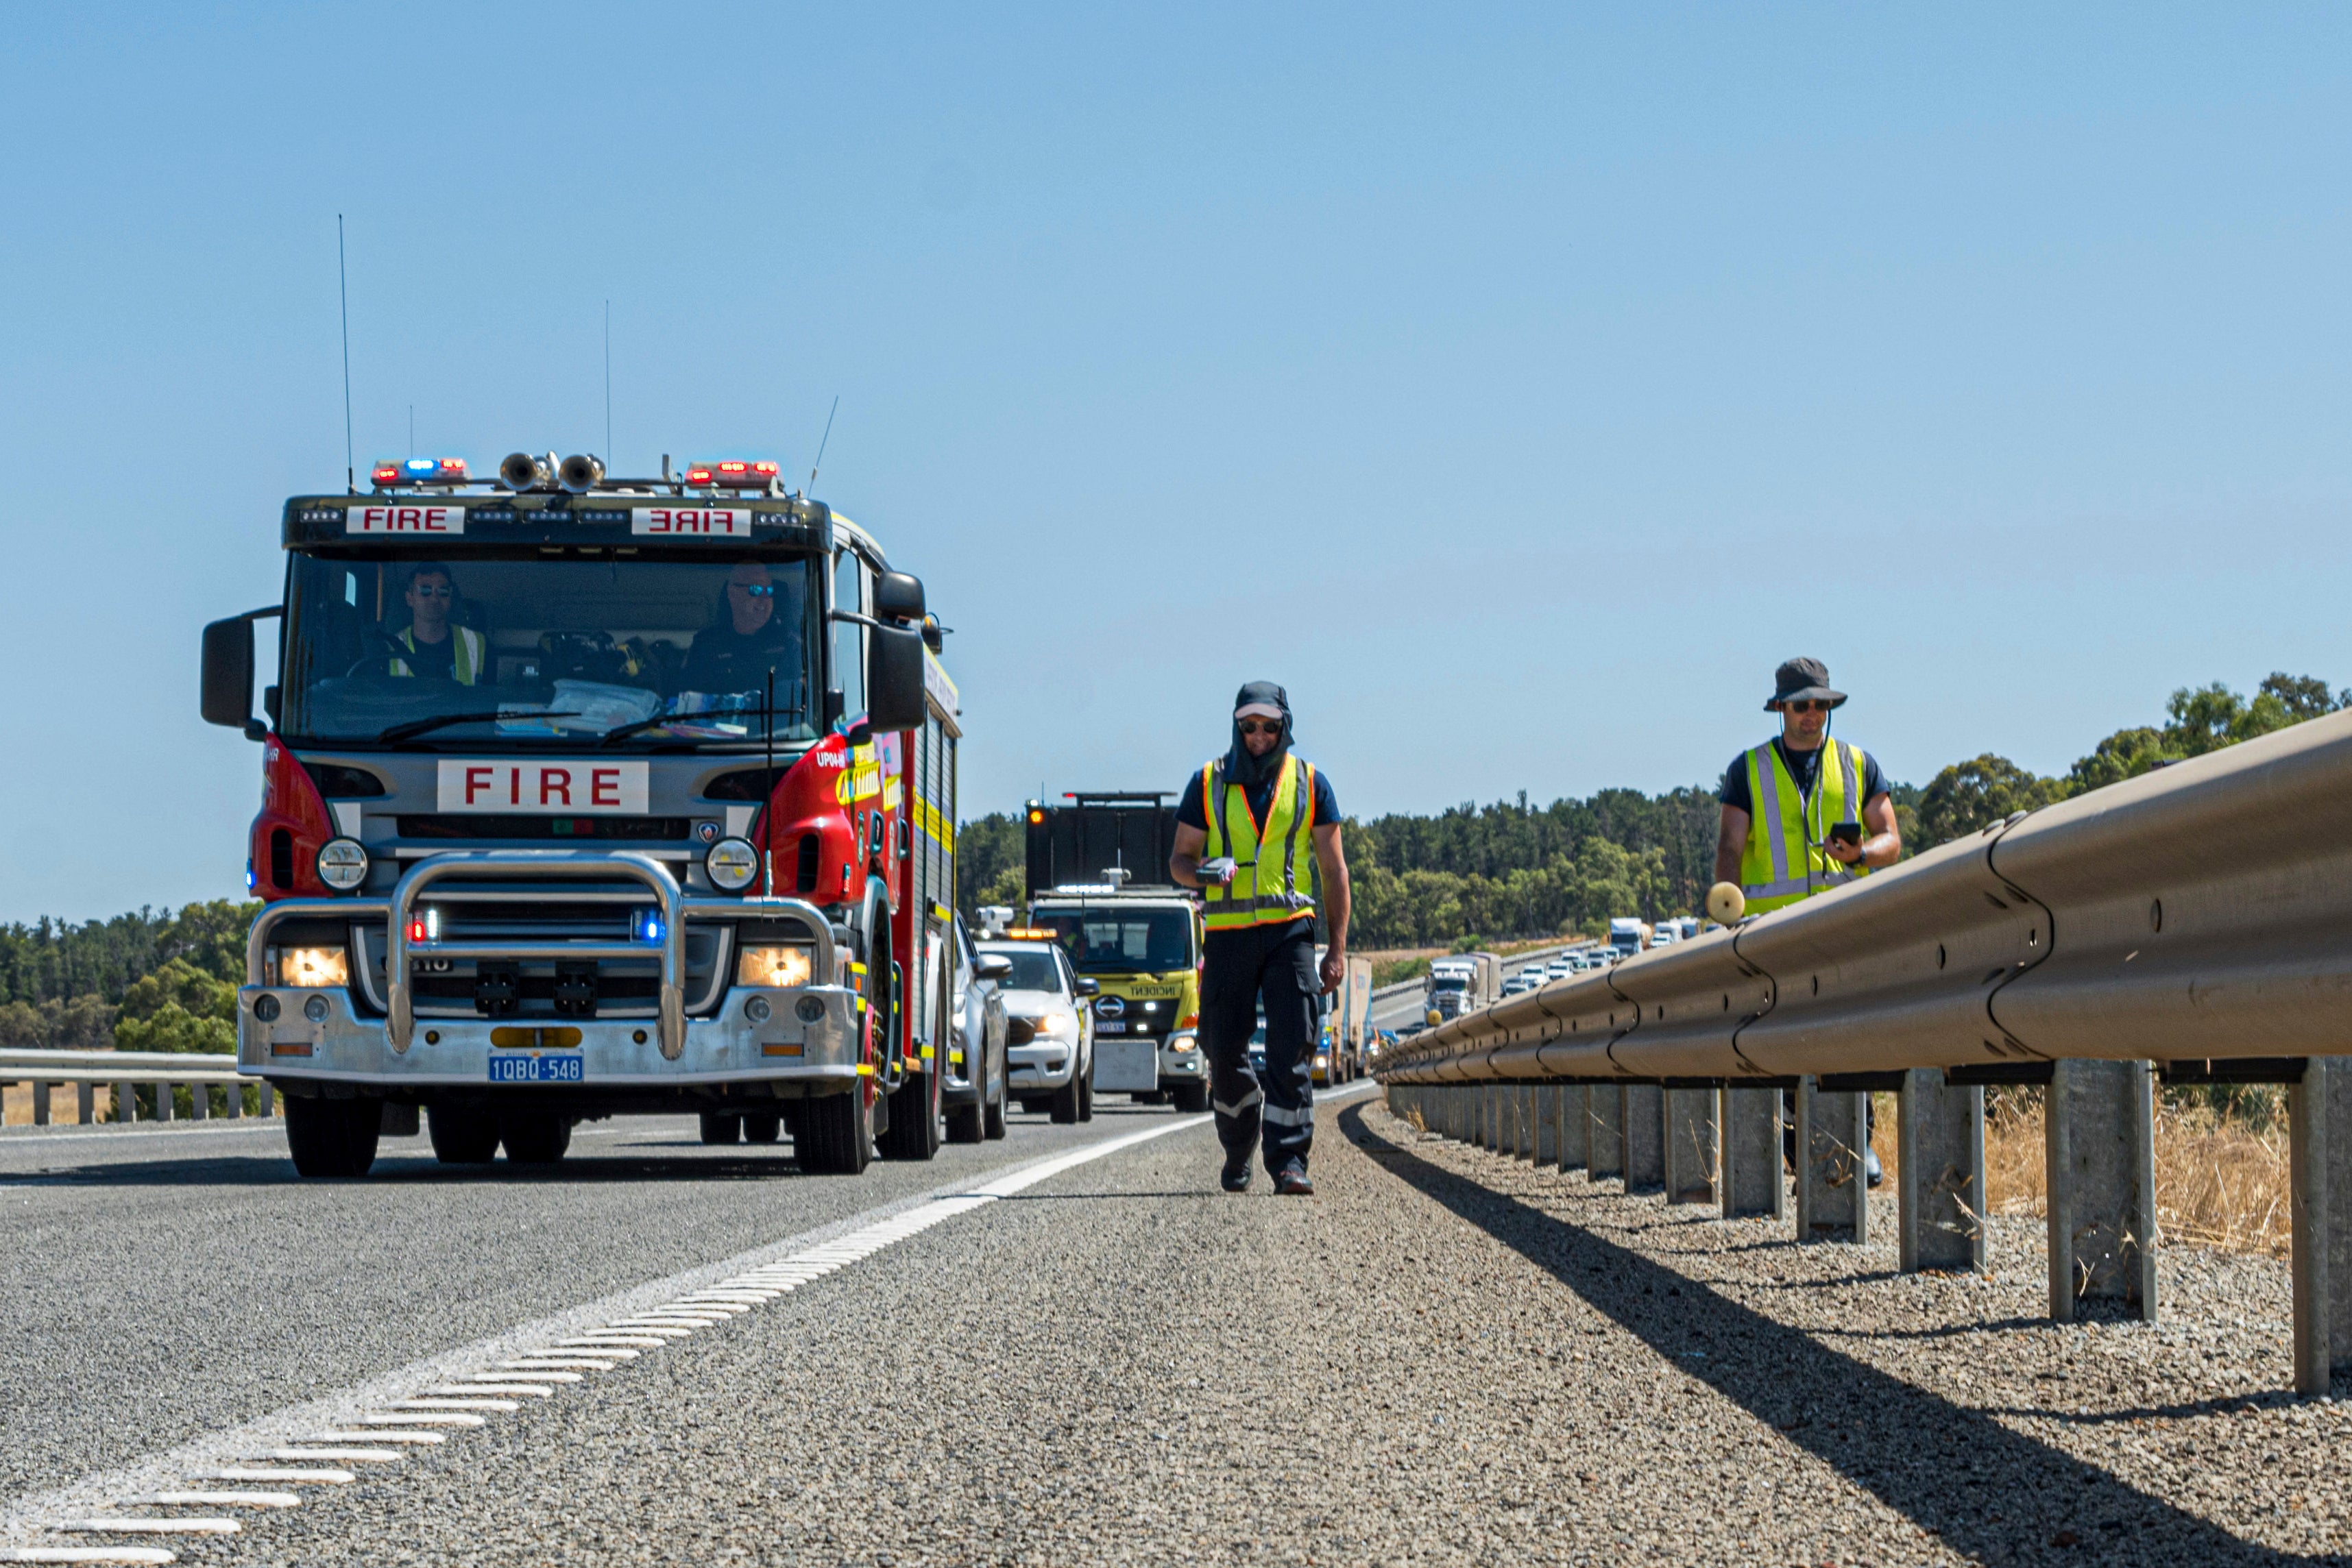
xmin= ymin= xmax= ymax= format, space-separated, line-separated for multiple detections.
xmin=245 ymin=850 xmax=838 ymax=1065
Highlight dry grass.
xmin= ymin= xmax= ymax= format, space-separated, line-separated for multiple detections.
xmin=1977 ymin=1087 xmax=2292 ymax=1258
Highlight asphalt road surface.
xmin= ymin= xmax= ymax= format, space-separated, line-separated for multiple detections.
xmin=9 ymin=1081 xmax=2331 ymax=1565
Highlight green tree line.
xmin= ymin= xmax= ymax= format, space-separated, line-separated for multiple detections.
xmin=0 ymin=901 xmax=253 ymax=1053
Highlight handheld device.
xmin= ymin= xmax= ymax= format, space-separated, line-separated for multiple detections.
xmin=1196 ymin=857 xmax=1239 ymax=886
xmin=1826 ymin=822 xmax=1863 ymax=847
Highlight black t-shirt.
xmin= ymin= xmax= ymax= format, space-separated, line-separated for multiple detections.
xmin=681 ymin=617 xmax=800 ymax=697
xmin=1176 ymin=757 xmax=1340 ymax=837
xmin=397 ymin=628 xmax=456 ymax=680
xmin=1720 ymin=738 xmax=1887 ymax=815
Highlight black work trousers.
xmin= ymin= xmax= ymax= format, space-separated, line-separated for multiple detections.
xmin=1198 ymin=916 xmax=1318 ymax=1175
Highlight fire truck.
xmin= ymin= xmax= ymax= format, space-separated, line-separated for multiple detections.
xmin=199 ymin=451 xmax=968 ymax=1179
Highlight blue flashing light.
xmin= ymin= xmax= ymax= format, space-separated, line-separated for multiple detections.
xmin=635 ymin=909 xmax=665 ymax=942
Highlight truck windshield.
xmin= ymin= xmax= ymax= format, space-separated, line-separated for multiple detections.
xmin=279 ymin=551 xmax=823 ymax=749
xmin=1028 ymin=908 xmax=1196 ymax=972
xmin=1429 ymin=975 xmax=1467 ymax=990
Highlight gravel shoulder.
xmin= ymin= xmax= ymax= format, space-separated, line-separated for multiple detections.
xmin=22 ymin=1088 xmax=2347 ymax=1565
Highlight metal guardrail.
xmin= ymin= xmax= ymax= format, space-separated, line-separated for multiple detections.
xmin=1377 ymin=708 xmax=2352 ymax=1397
xmin=0 ymin=1049 xmax=268 ymax=1127
xmin=1378 ymin=707 xmax=2352 ymax=1084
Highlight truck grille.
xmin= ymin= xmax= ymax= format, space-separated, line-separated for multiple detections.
xmin=397 ymin=816 xmax=690 ymax=841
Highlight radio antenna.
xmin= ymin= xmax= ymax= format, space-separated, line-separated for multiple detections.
xmin=763 ymin=664 xmax=778 ymax=898
xmin=337 ymin=215 xmax=354 ymax=493
xmin=603 ymin=299 xmax=613 ymax=468
xmin=806 ymin=395 xmax=839 ymax=491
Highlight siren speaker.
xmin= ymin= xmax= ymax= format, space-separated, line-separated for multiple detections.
xmin=500 ymin=452 xmax=549 ymax=490
xmin=557 ymin=454 xmax=604 ymax=493
xmin=1706 ymin=881 xmax=1746 ymax=926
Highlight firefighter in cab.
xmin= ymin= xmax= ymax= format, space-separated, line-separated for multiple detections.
xmin=1169 ymin=682 xmax=1350 ymax=1197
xmin=387 ymin=562 xmax=486 ymax=685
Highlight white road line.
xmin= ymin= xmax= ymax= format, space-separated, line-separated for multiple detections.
xmin=123 ymin=1495 xmax=298 ymax=1510
xmin=303 ymin=1432 xmax=444 ymax=1445
xmin=0 ymin=1110 xmax=1230 ymax=1554
xmin=0 ymin=1549 xmax=178 ymax=1564
xmin=49 ymin=1521 xmax=235 ymax=1536
xmin=353 ymin=1412 xmax=485 ymax=1427
xmin=194 ymin=1470 xmax=351 ymax=1485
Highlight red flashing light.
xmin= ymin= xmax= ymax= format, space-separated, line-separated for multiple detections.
xmin=685 ymin=464 xmax=714 ymax=485
xmin=371 ymin=464 xmax=402 ymax=488
xmin=407 ymin=917 xmax=428 ymax=943
xmin=687 ymin=459 xmax=781 ymax=489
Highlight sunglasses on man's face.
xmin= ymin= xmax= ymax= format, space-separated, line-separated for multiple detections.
xmin=1237 ymin=718 xmax=1283 ymax=736
xmin=733 ymin=583 xmax=774 ymax=598
xmin=410 ymin=584 xmax=452 ymax=600
xmin=1782 ymin=700 xmax=1831 ymax=714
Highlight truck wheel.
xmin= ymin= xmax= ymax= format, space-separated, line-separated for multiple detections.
xmin=700 ymin=1113 xmax=742 ymax=1146
xmin=428 ymin=1103 xmax=500 ymax=1164
xmin=500 ymin=1112 xmax=571 ymax=1166
xmin=983 ymin=1056 xmax=1008 ymax=1140
xmin=879 ymin=1071 xmax=941 ymax=1160
xmin=742 ymin=1112 xmax=781 ymax=1145
xmin=1050 ymin=1074 xmax=1080 ymax=1125
xmin=1172 ymin=1082 xmax=1209 ymax=1114
xmin=285 ymin=1096 xmax=382 ymax=1178
xmin=798 ymin=1088 xmax=874 ymax=1174
xmin=1077 ymin=1059 xmax=1095 ymax=1122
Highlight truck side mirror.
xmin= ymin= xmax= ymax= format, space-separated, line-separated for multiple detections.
xmin=865 ymin=622 xmax=926 ymax=732
xmin=873 ymin=571 xmax=925 ymax=624
xmin=201 ymin=615 xmax=258 ymax=732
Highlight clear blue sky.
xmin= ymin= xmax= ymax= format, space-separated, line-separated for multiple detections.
xmin=5 ymin=5 xmax=2350 ymax=922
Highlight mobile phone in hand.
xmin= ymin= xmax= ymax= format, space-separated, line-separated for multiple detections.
xmin=1826 ymin=822 xmax=1862 ymax=847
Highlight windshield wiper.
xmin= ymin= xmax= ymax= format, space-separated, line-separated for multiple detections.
xmin=374 ymin=711 xmax=579 ymax=744
xmin=598 ymin=710 xmax=793 ymax=746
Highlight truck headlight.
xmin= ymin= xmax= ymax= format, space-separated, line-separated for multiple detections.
xmin=316 ymin=837 xmax=369 ymax=892
xmin=1168 ymin=1032 xmax=1197 ymax=1053
xmin=706 ymin=837 xmax=760 ymax=892
xmin=281 ymin=946 xmax=349 ymax=987
xmin=738 ymin=944 xmax=812 ymax=989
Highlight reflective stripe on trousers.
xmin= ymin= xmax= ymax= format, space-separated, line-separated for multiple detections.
xmin=1197 ymin=917 xmax=1318 ymax=1173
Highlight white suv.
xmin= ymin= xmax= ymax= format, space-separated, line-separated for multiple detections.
xmin=978 ymin=938 xmax=1097 ymax=1123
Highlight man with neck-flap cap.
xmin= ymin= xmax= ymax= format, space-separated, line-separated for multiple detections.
xmin=1169 ymin=681 xmax=1350 ymax=1195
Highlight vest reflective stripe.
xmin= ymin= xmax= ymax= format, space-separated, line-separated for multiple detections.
xmin=1739 ymin=739 xmax=1869 ymax=915
xmin=1200 ymin=755 xmax=1318 ymax=931
xmin=390 ymin=626 xmax=485 ymax=685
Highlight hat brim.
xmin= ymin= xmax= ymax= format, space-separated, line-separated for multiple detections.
xmin=1235 ymin=702 xmax=1285 ymax=720
xmin=1765 ymin=688 xmax=1847 ymax=710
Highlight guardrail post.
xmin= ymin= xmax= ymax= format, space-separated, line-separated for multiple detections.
xmin=33 ymin=1080 xmax=50 ymax=1126
xmin=1795 ymin=1078 xmax=1869 ymax=1242
xmin=77 ymin=1081 xmax=94 ymax=1125
xmin=113 ymin=1081 xmax=130 ymax=1123
xmin=1535 ymin=1086 xmax=1559 ymax=1165
xmin=1719 ymin=1086 xmax=1784 ymax=1219
xmin=1663 ymin=1088 xmax=1718 ymax=1205
xmin=1518 ymin=1087 xmax=1536 ymax=1160
xmin=1899 ymin=1070 xmax=1985 ymax=1273
xmin=2290 ymin=1056 xmax=2351 ymax=1396
xmin=2045 ymin=1059 xmax=2156 ymax=1321
xmin=1588 ymin=1086 xmax=1624 ymax=1181
xmin=225 ymin=1078 xmax=241 ymax=1119
xmin=1560 ymin=1086 xmax=1586 ymax=1172
xmin=1623 ymin=1085 xmax=1664 ymax=1192
xmin=151 ymin=1081 xmax=171 ymax=1123
xmin=189 ymin=1079 xmax=209 ymax=1121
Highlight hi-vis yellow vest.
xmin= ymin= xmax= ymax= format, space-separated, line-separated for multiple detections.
xmin=1738 ymin=738 xmax=1871 ymax=916
xmin=1200 ymin=754 xmax=1319 ymax=932
xmin=391 ymin=625 xmax=485 ymax=685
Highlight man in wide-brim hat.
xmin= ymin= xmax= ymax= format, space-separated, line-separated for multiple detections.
xmin=1712 ymin=657 xmax=1900 ymax=917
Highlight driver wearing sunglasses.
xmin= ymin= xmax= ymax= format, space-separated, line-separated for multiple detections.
xmin=1714 ymin=656 xmax=1900 ymax=917
xmin=681 ymin=559 xmax=803 ymax=695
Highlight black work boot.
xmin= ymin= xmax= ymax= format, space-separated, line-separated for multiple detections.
xmin=1221 ymin=1151 xmax=1254 ymax=1192
xmin=1274 ymin=1163 xmax=1314 ymax=1196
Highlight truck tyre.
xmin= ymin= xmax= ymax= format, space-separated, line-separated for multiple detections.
xmin=742 ymin=1112 xmax=781 ymax=1144
xmin=500 ymin=1112 xmax=571 ymax=1166
xmin=799 ymin=1088 xmax=874 ymax=1174
xmin=1172 ymin=1082 xmax=1209 ymax=1114
xmin=983 ymin=1061 xmax=1008 ymax=1140
xmin=700 ymin=1113 xmax=742 ymax=1145
xmin=1050 ymin=1073 xmax=1080 ymax=1125
xmin=878 ymin=1071 xmax=941 ymax=1160
xmin=428 ymin=1103 xmax=500 ymax=1164
xmin=286 ymin=1096 xmax=382 ymax=1178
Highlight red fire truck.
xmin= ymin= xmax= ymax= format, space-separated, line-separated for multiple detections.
xmin=199 ymin=451 xmax=975 ymax=1178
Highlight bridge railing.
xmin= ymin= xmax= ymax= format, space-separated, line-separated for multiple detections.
xmin=1376 ymin=707 xmax=2352 ymax=1395
xmin=0 ymin=1049 xmax=267 ymax=1127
